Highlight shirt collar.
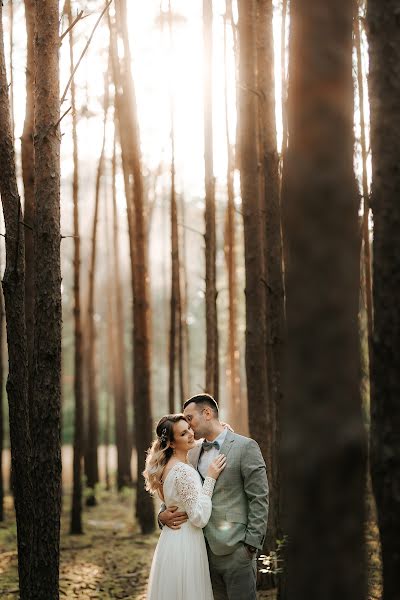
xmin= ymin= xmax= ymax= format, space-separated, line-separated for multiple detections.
xmin=205 ymin=427 xmax=228 ymax=446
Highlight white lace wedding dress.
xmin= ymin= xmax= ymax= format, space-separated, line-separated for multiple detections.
xmin=146 ymin=462 xmax=215 ymax=600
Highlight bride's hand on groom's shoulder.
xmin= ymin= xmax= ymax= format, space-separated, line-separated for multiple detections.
xmin=160 ymin=506 xmax=188 ymax=530
xmin=221 ymin=421 xmax=234 ymax=432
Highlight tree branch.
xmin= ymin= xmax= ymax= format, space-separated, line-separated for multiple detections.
xmin=60 ymin=0 xmax=112 ymax=105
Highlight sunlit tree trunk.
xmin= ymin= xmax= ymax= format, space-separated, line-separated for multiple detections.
xmin=21 ymin=0 xmax=35 ymax=418
xmin=282 ymin=1 xmax=366 ymax=598
xmin=257 ymin=0 xmax=285 ymax=559
xmin=115 ymin=0 xmax=154 ymax=533
xmin=354 ymin=7 xmax=372 ymax=375
xmin=237 ymin=0 xmax=269 ymax=462
xmin=223 ymin=3 xmax=241 ymax=430
xmin=8 ymin=0 xmax=14 ymax=144
xmin=66 ymin=0 xmax=84 ymax=535
xmin=368 ymin=1 xmax=400 ymax=597
xmin=203 ymin=0 xmax=219 ymax=402
xmin=85 ymin=72 xmax=109 ymax=505
xmin=167 ymin=1 xmax=183 ymax=413
xmin=281 ymin=0 xmax=288 ymax=156
xmin=31 ymin=1 xmax=62 ymax=596
xmin=178 ymin=192 xmax=190 ymax=402
xmin=0 ymin=11 xmax=32 ymax=596
xmin=104 ymin=190 xmax=112 ymax=493
xmin=111 ymin=134 xmax=131 ymax=490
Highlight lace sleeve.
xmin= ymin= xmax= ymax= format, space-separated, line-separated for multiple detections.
xmin=174 ymin=464 xmax=214 ymax=528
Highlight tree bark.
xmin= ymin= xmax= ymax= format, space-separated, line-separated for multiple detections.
xmin=30 ymin=1 xmax=62 ymax=597
xmin=66 ymin=0 xmax=84 ymax=535
xmin=203 ymin=0 xmax=219 ymax=402
xmin=367 ymin=1 xmax=400 ymax=597
xmin=223 ymin=3 xmax=241 ymax=431
xmin=115 ymin=0 xmax=154 ymax=533
xmin=354 ymin=8 xmax=373 ymax=377
xmin=281 ymin=1 xmax=366 ymax=598
xmin=167 ymin=1 xmax=183 ymax=414
xmin=237 ymin=0 xmax=269 ymax=464
xmin=85 ymin=71 xmax=109 ymax=504
xmin=21 ymin=0 xmax=35 ymax=420
xmin=0 ymin=6 xmax=32 ymax=596
xmin=111 ymin=133 xmax=131 ymax=490
xmin=257 ymin=0 xmax=285 ymax=558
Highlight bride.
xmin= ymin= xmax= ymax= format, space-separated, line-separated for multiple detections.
xmin=143 ymin=413 xmax=226 ymax=600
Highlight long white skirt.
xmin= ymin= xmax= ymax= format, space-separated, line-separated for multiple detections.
xmin=147 ymin=522 xmax=214 ymax=600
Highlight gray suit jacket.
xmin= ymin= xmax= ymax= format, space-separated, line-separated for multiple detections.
xmin=188 ymin=430 xmax=269 ymax=556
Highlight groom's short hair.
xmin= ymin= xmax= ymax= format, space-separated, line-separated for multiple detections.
xmin=183 ymin=393 xmax=219 ymax=417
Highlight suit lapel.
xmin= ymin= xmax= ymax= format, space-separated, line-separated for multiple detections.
xmin=219 ymin=429 xmax=235 ymax=459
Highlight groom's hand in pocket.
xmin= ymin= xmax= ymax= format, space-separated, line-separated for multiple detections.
xmin=159 ymin=506 xmax=188 ymax=529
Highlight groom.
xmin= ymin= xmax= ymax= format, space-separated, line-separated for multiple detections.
xmin=159 ymin=393 xmax=269 ymax=600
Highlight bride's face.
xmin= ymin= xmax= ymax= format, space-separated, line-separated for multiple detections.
xmin=170 ymin=419 xmax=196 ymax=453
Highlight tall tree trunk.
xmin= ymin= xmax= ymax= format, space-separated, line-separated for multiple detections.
xmin=167 ymin=0 xmax=183 ymax=414
xmin=282 ymin=1 xmax=366 ymax=598
xmin=237 ymin=0 xmax=269 ymax=462
xmin=281 ymin=0 xmax=288 ymax=155
xmin=115 ymin=0 xmax=154 ymax=533
xmin=66 ymin=0 xmax=84 ymax=535
xmin=0 ymin=6 xmax=32 ymax=597
xmin=368 ymin=1 xmax=400 ymax=597
xmin=31 ymin=1 xmax=62 ymax=597
xmin=8 ymin=0 xmax=14 ymax=144
xmin=104 ymin=189 xmax=112 ymax=493
xmin=178 ymin=192 xmax=190 ymax=402
xmin=257 ymin=0 xmax=285 ymax=558
xmin=203 ymin=0 xmax=219 ymax=402
xmin=85 ymin=71 xmax=109 ymax=505
xmin=21 ymin=0 xmax=35 ymax=419
xmin=111 ymin=133 xmax=131 ymax=490
xmin=354 ymin=7 xmax=373 ymax=376
xmin=223 ymin=3 xmax=241 ymax=430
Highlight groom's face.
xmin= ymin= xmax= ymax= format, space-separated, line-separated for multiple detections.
xmin=183 ymin=402 xmax=208 ymax=440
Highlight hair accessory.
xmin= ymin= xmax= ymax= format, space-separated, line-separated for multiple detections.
xmin=159 ymin=427 xmax=168 ymax=444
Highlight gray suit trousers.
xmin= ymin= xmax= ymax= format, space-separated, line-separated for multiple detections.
xmin=206 ymin=543 xmax=257 ymax=600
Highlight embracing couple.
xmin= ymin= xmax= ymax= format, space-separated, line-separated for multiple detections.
xmin=143 ymin=393 xmax=269 ymax=600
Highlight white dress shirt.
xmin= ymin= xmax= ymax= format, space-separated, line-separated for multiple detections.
xmin=198 ymin=428 xmax=228 ymax=480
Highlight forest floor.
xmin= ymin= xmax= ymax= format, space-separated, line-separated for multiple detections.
xmin=0 ymin=486 xmax=382 ymax=600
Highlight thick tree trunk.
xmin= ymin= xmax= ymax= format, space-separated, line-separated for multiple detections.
xmin=367 ymin=1 xmax=400 ymax=597
xmin=31 ymin=1 xmax=62 ymax=597
xmin=115 ymin=0 xmax=154 ymax=533
xmin=223 ymin=3 xmax=241 ymax=431
xmin=237 ymin=0 xmax=269 ymax=462
xmin=257 ymin=0 xmax=285 ymax=558
xmin=111 ymin=134 xmax=131 ymax=490
xmin=21 ymin=0 xmax=35 ymax=418
xmin=0 ymin=6 xmax=32 ymax=597
xmin=282 ymin=1 xmax=366 ymax=598
xmin=203 ymin=0 xmax=219 ymax=402
xmin=66 ymin=0 xmax=84 ymax=535
xmin=85 ymin=74 xmax=109 ymax=504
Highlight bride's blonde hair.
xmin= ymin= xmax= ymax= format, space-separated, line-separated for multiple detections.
xmin=143 ymin=413 xmax=188 ymax=494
